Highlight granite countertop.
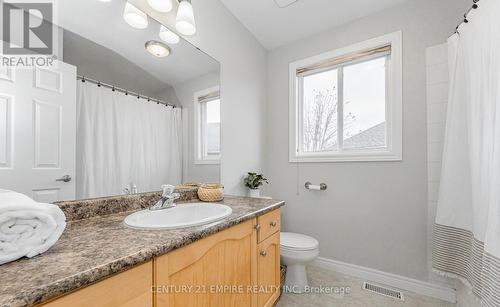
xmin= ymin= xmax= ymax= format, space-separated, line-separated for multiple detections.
xmin=0 ymin=196 xmax=284 ymax=307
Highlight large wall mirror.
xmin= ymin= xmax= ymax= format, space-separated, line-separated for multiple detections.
xmin=0 ymin=1 xmax=221 ymax=202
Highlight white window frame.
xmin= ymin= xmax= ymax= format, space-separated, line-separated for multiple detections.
xmin=289 ymin=31 xmax=403 ymax=163
xmin=194 ymin=86 xmax=221 ymax=165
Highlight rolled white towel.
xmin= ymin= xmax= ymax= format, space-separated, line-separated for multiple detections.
xmin=0 ymin=190 xmax=66 ymax=265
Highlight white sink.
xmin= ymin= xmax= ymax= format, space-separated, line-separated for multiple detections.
xmin=124 ymin=202 xmax=233 ymax=230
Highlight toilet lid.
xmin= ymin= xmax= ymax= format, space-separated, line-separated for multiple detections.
xmin=280 ymin=232 xmax=319 ymax=251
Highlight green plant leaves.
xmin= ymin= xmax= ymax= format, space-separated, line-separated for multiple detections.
xmin=244 ymin=172 xmax=269 ymax=189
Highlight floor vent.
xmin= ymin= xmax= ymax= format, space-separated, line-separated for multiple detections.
xmin=362 ymin=282 xmax=404 ymax=301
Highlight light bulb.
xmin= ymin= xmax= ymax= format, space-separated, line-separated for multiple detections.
xmin=123 ymin=2 xmax=148 ymax=29
xmin=175 ymin=0 xmax=196 ymax=36
xmin=147 ymin=0 xmax=173 ymax=13
xmin=159 ymin=25 xmax=180 ymax=44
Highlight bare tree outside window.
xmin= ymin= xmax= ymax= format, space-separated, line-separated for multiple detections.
xmin=302 ymin=85 xmax=356 ymax=152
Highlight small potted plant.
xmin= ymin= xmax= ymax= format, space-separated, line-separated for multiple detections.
xmin=244 ymin=172 xmax=269 ymax=198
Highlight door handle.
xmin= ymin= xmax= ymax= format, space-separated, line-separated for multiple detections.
xmin=56 ymin=175 xmax=72 ymax=183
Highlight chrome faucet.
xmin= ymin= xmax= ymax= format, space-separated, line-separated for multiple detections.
xmin=150 ymin=184 xmax=180 ymax=211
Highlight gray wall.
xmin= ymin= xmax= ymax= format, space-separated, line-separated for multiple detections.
xmin=266 ymin=0 xmax=469 ymax=281
xmin=173 ymin=72 xmax=220 ymax=183
xmin=130 ymin=0 xmax=267 ymax=196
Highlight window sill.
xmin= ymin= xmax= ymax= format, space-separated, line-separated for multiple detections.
xmin=289 ymin=152 xmax=402 ymax=163
xmin=194 ymin=160 xmax=221 ymax=165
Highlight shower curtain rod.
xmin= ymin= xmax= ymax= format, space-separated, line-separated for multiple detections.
xmin=453 ymin=0 xmax=480 ymax=36
xmin=77 ymin=75 xmax=179 ymax=109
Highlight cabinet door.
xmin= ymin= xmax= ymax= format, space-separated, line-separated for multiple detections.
xmin=257 ymin=232 xmax=280 ymax=307
xmin=41 ymin=261 xmax=153 ymax=307
xmin=155 ymin=219 xmax=257 ymax=307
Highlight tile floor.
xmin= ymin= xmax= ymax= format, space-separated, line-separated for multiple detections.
xmin=276 ymin=264 xmax=455 ymax=307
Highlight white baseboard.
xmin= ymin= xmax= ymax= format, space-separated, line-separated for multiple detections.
xmin=314 ymin=257 xmax=456 ymax=303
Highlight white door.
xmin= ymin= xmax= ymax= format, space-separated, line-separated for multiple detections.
xmin=0 ymin=61 xmax=77 ymax=202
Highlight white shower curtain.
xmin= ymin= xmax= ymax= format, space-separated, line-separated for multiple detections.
xmin=433 ymin=1 xmax=500 ymax=306
xmin=76 ymin=82 xmax=182 ymax=199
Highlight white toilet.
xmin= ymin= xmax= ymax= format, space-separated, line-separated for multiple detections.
xmin=280 ymin=232 xmax=319 ymax=294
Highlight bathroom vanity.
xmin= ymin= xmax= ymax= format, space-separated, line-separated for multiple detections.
xmin=0 ymin=191 xmax=283 ymax=307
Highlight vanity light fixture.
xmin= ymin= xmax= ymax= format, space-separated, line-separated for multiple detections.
xmin=159 ymin=25 xmax=180 ymax=44
xmin=123 ymin=2 xmax=148 ymax=29
xmin=273 ymin=0 xmax=299 ymax=8
xmin=145 ymin=40 xmax=171 ymax=57
xmin=147 ymin=0 xmax=173 ymax=13
xmin=175 ymin=0 xmax=196 ymax=36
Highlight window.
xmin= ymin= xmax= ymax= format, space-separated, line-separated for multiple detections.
xmin=195 ymin=87 xmax=221 ymax=164
xmin=289 ymin=31 xmax=402 ymax=162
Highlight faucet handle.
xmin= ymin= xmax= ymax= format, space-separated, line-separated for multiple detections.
xmin=161 ymin=184 xmax=175 ymax=196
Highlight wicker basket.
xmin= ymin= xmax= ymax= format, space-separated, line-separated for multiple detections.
xmin=177 ymin=182 xmax=201 ymax=189
xmin=197 ymin=184 xmax=224 ymax=202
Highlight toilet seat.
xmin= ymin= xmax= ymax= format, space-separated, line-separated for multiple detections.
xmin=280 ymin=232 xmax=319 ymax=251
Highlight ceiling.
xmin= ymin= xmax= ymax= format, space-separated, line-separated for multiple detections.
xmin=219 ymin=0 xmax=410 ymax=50
xmin=63 ymin=30 xmax=178 ymax=99
xmin=56 ymin=0 xmax=219 ymax=86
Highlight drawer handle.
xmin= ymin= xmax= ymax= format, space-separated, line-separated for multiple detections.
xmin=270 ymin=221 xmax=277 ymax=227
xmin=260 ymin=251 xmax=267 ymax=257
xmin=254 ymin=224 xmax=261 ymax=231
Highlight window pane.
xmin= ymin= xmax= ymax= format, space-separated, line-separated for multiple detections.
xmin=301 ymin=69 xmax=339 ymax=153
xmin=206 ymin=99 xmax=220 ymax=124
xmin=205 ymin=99 xmax=220 ymax=154
xmin=343 ymin=57 xmax=387 ymax=150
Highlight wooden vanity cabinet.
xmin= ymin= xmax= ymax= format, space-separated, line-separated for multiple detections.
xmin=155 ymin=209 xmax=281 ymax=307
xmin=40 ymin=209 xmax=281 ymax=307
xmin=155 ymin=219 xmax=258 ymax=307
xmin=40 ymin=261 xmax=153 ymax=307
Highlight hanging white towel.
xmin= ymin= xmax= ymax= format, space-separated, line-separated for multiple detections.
xmin=0 ymin=190 xmax=66 ymax=265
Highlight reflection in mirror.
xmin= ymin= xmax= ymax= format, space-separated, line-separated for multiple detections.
xmin=0 ymin=1 xmax=220 ymax=202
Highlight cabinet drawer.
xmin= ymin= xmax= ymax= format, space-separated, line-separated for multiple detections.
xmin=257 ymin=209 xmax=280 ymax=243
xmin=41 ymin=261 xmax=153 ymax=307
